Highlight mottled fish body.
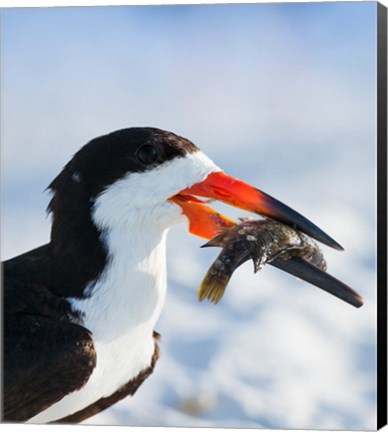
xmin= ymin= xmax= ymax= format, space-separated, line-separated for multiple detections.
xmin=199 ymin=218 xmax=363 ymax=308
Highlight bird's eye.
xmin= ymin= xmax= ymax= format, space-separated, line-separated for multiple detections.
xmin=137 ymin=144 xmax=158 ymax=165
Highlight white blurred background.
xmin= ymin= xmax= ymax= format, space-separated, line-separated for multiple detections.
xmin=1 ymin=2 xmax=378 ymax=429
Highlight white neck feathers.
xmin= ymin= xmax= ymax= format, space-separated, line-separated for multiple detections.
xmin=70 ymin=224 xmax=169 ymax=341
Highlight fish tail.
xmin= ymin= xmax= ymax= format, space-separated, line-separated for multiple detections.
xmin=198 ymin=262 xmax=232 ymax=304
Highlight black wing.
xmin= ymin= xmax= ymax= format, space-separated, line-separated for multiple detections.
xmin=2 ymin=247 xmax=97 ymax=422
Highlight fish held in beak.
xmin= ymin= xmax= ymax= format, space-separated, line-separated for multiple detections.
xmin=171 ymin=171 xmax=343 ymax=251
xmin=199 ymin=218 xmax=363 ymax=308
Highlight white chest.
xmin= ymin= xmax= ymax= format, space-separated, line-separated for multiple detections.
xmin=30 ymin=228 xmax=169 ymax=424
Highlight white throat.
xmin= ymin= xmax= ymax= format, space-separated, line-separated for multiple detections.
xmin=73 ymin=148 xmax=220 ymax=339
xmin=30 ymin=218 xmax=172 ymax=424
xmin=76 ymin=223 xmax=170 ymax=339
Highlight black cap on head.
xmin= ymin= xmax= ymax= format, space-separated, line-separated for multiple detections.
xmin=49 ymin=127 xmax=199 ymax=199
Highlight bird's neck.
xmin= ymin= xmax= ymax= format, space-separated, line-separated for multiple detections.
xmin=48 ymin=191 xmax=108 ymax=298
xmin=69 ymin=223 xmax=169 ymax=341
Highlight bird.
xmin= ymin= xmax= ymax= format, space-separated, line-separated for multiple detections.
xmin=2 ymin=127 xmax=344 ymax=424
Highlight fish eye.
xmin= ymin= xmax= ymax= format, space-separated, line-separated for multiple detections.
xmin=137 ymin=144 xmax=158 ymax=165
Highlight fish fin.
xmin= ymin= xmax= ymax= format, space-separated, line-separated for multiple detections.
xmin=252 ymin=252 xmax=266 ymax=273
xmin=271 ymin=257 xmax=363 ymax=308
xmin=201 ymin=236 xmax=225 ymax=248
xmin=198 ymin=263 xmax=232 ymax=304
xmin=251 ymin=248 xmax=268 ymax=273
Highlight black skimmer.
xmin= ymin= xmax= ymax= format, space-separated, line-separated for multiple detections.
xmin=2 ymin=127 xmax=344 ymax=424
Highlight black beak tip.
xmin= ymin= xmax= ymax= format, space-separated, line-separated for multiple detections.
xmin=292 ymin=219 xmax=344 ymax=251
xmin=271 ymin=257 xmax=363 ymax=308
xmin=354 ymin=298 xmax=364 ymax=308
xmin=260 ymin=190 xmax=345 ymax=251
xmin=324 ymin=236 xmax=345 ymax=252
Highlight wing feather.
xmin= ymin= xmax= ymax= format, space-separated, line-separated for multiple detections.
xmin=2 ymin=250 xmax=97 ymax=422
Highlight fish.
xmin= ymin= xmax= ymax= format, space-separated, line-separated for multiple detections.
xmin=199 ymin=218 xmax=363 ymax=308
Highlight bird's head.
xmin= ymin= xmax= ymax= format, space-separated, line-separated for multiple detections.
xmin=48 ymin=127 xmax=342 ymax=250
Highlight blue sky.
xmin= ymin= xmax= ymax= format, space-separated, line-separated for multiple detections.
xmin=1 ymin=3 xmax=379 ymax=429
xmin=2 ymin=3 xmax=377 ymax=212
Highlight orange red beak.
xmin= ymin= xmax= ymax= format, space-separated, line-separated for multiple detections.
xmin=170 ymin=171 xmax=343 ymax=251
